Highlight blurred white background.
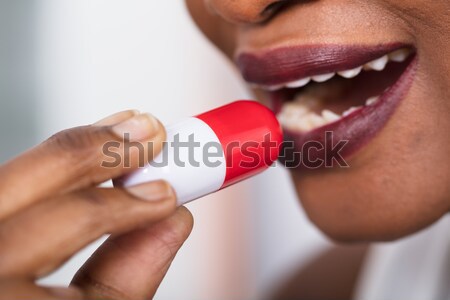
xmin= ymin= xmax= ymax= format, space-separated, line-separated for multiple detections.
xmin=0 ymin=1 xmax=331 ymax=299
xmin=0 ymin=1 xmax=448 ymax=300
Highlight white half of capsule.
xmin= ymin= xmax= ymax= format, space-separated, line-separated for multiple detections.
xmin=121 ymin=117 xmax=227 ymax=206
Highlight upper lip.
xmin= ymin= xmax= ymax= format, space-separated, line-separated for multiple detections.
xmin=236 ymin=43 xmax=408 ymax=86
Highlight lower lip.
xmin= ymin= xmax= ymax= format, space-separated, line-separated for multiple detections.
xmin=271 ymin=57 xmax=418 ymax=168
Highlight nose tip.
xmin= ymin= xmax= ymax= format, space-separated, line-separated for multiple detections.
xmin=207 ymin=0 xmax=287 ymax=24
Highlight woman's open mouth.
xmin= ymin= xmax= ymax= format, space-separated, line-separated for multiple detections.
xmin=236 ymin=44 xmax=417 ymax=167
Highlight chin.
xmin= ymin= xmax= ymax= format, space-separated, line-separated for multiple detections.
xmin=289 ymin=153 xmax=450 ymax=243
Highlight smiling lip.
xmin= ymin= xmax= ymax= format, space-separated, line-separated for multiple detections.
xmin=235 ymin=44 xmax=417 ymax=167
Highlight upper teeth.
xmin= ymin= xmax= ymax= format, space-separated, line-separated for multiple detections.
xmin=260 ymin=48 xmax=411 ymax=91
xmin=338 ymin=66 xmax=363 ymax=79
xmin=389 ymin=49 xmax=410 ymax=62
xmin=312 ymin=73 xmax=335 ymax=83
xmin=286 ymin=77 xmax=311 ymax=88
xmin=364 ymin=55 xmax=389 ymax=71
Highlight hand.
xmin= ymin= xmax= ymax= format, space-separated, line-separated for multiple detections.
xmin=0 ymin=110 xmax=193 ymax=300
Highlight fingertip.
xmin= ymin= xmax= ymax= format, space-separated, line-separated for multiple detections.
xmin=174 ymin=206 xmax=195 ymax=237
xmin=109 ymin=116 xmax=166 ymax=170
xmin=150 ymin=206 xmax=194 ymax=250
xmin=126 ymin=180 xmax=176 ymax=203
xmin=111 ymin=113 xmax=162 ymax=142
xmin=93 ymin=110 xmax=140 ymax=127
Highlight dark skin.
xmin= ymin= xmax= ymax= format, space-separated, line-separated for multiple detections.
xmin=186 ymin=1 xmax=450 ymax=297
xmin=0 ymin=111 xmax=194 ymax=299
xmin=1 ymin=2 xmax=449 ymax=299
xmin=186 ymin=0 xmax=450 ymax=242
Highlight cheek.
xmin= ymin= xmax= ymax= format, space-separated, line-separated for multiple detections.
xmin=185 ymin=0 xmax=238 ymax=57
xmin=290 ymin=76 xmax=450 ymax=242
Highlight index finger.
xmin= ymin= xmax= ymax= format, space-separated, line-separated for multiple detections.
xmin=0 ymin=111 xmax=165 ymax=220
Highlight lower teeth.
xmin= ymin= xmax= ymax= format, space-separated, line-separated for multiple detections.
xmin=277 ymin=95 xmax=380 ymax=132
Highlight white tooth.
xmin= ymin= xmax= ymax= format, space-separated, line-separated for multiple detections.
xmin=286 ymin=77 xmax=311 ymax=88
xmin=277 ymin=117 xmax=288 ymax=128
xmin=278 ymin=103 xmax=313 ymax=130
xmin=308 ymin=113 xmax=327 ymax=128
xmin=389 ymin=49 xmax=409 ymax=62
xmin=322 ymin=110 xmax=340 ymax=123
xmin=264 ymin=84 xmax=284 ymax=91
xmin=343 ymin=106 xmax=361 ymax=117
xmin=338 ymin=66 xmax=363 ymax=79
xmin=366 ymin=96 xmax=379 ymax=106
xmin=312 ymin=73 xmax=335 ymax=83
xmin=277 ymin=114 xmax=286 ymax=123
xmin=297 ymin=117 xmax=313 ymax=131
xmin=282 ymin=104 xmax=310 ymax=118
xmin=364 ymin=55 xmax=389 ymax=71
xmin=278 ymin=113 xmax=295 ymax=128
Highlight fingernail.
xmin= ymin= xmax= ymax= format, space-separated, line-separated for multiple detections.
xmin=94 ymin=110 xmax=140 ymax=127
xmin=112 ymin=113 xmax=160 ymax=141
xmin=127 ymin=180 xmax=175 ymax=202
xmin=48 ymin=287 xmax=83 ymax=299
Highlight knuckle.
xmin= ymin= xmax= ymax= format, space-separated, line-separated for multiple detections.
xmin=146 ymin=231 xmax=177 ymax=264
xmin=148 ymin=221 xmax=188 ymax=258
xmin=74 ymin=272 xmax=130 ymax=300
xmin=78 ymin=190 xmax=115 ymax=216
xmin=44 ymin=126 xmax=116 ymax=168
xmin=75 ymin=189 xmax=131 ymax=232
xmin=79 ymin=189 xmax=108 ymax=206
xmin=46 ymin=126 xmax=113 ymax=157
xmin=72 ymin=190 xmax=113 ymax=230
xmin=74 ymin=187 xmax=177 ymax=236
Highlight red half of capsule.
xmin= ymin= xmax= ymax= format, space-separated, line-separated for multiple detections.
xmin=196 ymin=100 xmax=283 ymax=188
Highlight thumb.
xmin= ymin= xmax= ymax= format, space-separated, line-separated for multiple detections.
xmin=71 ymin=207 xmax=193 ymax=300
